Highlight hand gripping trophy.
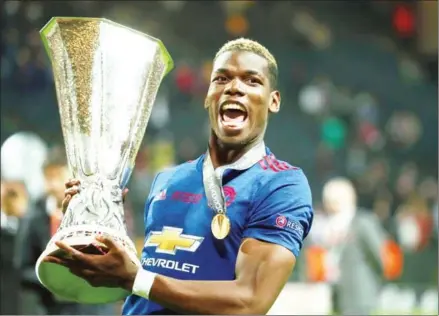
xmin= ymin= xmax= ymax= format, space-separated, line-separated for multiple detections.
xmin=35 ymin=17 xmax=173 ymax=304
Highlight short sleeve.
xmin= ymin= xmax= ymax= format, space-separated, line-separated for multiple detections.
xmin=243 ymin=169 xmax=314 ymax=257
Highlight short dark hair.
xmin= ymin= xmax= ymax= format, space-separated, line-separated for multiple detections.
xmin=214 ymin=38 xmax=278 ymax=89
xmin=43 ymin=146 xmax=67 ymax=170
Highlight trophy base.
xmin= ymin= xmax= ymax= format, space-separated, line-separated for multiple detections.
xmin=36 ymin=225 xmax=140 ymax=304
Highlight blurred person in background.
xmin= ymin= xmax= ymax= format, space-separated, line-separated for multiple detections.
xmin=1 ymin=178 xmax=28 ymax=315
xmin=395 ymin=194 xmax=434 ymax=253
xmin=306 ymin=177 xmax=402 ymax=315
xmin=14 ymin=147 xmax=114 ymax=315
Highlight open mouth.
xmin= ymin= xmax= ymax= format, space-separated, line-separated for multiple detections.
xmin=219 ymin=103 xmax=248 ymax=127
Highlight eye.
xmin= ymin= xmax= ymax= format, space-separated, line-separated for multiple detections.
xmin=213 ymin=75 xmax=227 ymax=83
xmin=246 ymin=77 xmax=262 ymax=85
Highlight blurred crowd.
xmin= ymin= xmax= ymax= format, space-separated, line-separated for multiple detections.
xmin=1 ymin=1 xmax=437 ymax=315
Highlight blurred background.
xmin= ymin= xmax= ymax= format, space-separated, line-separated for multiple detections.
xmin=0 ymin=1 xmax=437 ymax=315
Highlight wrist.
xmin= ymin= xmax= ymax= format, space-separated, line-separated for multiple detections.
xmin=131 ymin=268 xmax=157 ymax=299
xmin=120 ymin=262 xmax=140 ymax=292
xmin=122 ymin=270 xmax=137 ymax=292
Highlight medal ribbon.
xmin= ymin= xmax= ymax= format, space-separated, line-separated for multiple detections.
xmin=202 ymin=141 xmax=266 ymax=216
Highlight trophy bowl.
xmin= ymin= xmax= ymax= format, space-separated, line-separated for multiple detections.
xmin=35 ymin=17 xmax=173 ymax=304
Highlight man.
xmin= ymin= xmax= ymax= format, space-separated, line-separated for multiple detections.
xmin=15 ymin=147 xmax=114 ymax=315
xmin=47 ymin=38 xmax=314 ymax=315
xmin=1 ymin=179 xmax=28 ymax=314
xmin=308 ymin=177 xmax=400 ymax=315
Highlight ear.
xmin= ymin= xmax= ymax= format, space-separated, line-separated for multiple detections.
xmin=268 ymin=90 xmax=281 ymax=113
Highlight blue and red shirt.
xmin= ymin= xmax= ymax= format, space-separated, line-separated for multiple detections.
xmin=123 ymin=148 xmax=314 ymax=315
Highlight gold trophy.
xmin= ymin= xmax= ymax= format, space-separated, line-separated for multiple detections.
xmin=35 ymin=17 xmax=173 ymax=304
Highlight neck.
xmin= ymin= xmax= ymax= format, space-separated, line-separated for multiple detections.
xmin=208 ymin=133 xmax=263 ymax=169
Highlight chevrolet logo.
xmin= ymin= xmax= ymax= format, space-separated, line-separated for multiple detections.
xmin=144 ymin=226 xmax=204 ymax=255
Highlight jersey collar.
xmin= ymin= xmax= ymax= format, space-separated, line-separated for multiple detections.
xmin=195 ymin=146 xmax=271 ymax=173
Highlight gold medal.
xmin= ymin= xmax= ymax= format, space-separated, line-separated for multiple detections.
xmin=211 ymin=213 xmax=231 ymax=240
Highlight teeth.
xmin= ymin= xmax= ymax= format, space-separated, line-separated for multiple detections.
xmin=221 ymin=103 xmax=246 ymax=112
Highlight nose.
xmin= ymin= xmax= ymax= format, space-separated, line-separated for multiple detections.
xmin=224 ymin=78 xmax=244 ymax=96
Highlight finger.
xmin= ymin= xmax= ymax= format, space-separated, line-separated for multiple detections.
xmin=87 ymin=277 xmax=105 ymax=288
xmin=61 ymin=195 xmax=71 ymax=213
xmin=65 ymin=179 xmax=80 ymax=189
xmin=55 ymin=241 xmax=88 ymax=261
xmin=122 ymin=188 xmax=129 ymax=202
xmin=96 ymin=235 xmax=119 ymax=251
xmin=88 ymin=277 xmax=112 ymax=288
xmin=64 ymin=186 xmax=79 ymax=197
xmin=43 ymin=256 xmax=70 ymax=267
xmin=70 ymin=267 xmax=97 ymax=278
